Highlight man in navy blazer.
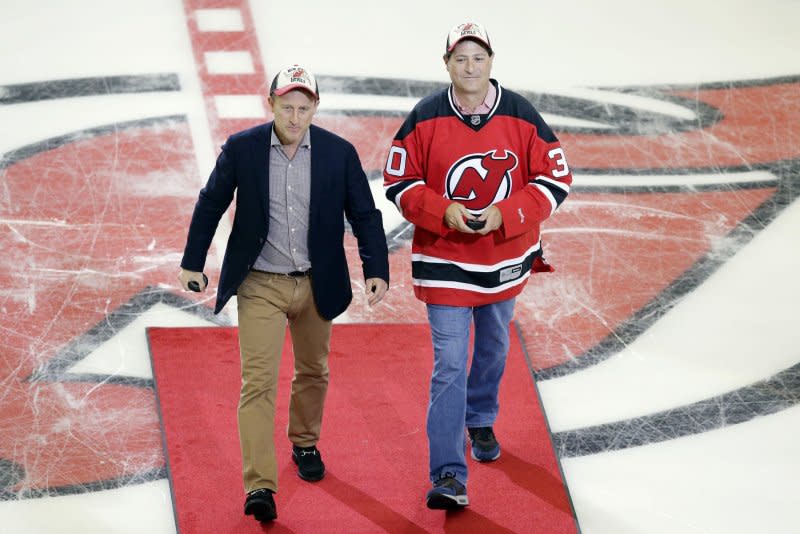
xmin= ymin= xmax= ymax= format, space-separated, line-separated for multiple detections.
xmin=178 ymin=64 xmax=389 ymax=523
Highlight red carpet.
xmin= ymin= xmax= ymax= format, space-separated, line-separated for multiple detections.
xmin=147 ymin=324 xmax=577 ymax=533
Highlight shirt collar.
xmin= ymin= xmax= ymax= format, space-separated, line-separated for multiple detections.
xmin=270 ymin=126 xmax=312 ymax=148
xmin=452 ymin=82 xmax=497 ymax=114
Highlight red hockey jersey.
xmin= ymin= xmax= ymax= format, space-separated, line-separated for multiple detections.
xmin=383 ymin=80 xmax=572 ymax=306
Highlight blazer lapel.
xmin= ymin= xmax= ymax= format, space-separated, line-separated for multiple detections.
xmin=254 ymin=123 xmax=272 ymax=219
xmin=309 ymin=124 xmax=322 ymax=229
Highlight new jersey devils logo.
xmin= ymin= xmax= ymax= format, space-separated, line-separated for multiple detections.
xmin=445 ymin=149 xmax=518 ymax=214
xmin=5 ymin=69 xmax=800 ymax=506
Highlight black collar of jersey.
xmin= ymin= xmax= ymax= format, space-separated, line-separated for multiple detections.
xmin=447 ymin=79 xmax=502 ymax=132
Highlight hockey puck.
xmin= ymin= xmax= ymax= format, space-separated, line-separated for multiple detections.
xmin=188 ymin=274 xmax=208 ymax=292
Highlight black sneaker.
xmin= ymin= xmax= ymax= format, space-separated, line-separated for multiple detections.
xmin=244 ymin=488 xmax=276 ymax=522
xmin=292 ymin=445 xmax=325 ymax=481
xmin=468 ymin=426 xmax=501 ymax=462
xmin=426 ymin=473 xmax=468 ymax=509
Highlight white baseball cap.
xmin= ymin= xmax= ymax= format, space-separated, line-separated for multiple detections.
xmin=269 ymin=64 xmax=319 ymax=99
xmin=445 ymin=22 xmax=493 ymax=55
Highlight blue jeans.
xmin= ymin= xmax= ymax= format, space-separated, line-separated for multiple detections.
xmin=425 ymin=298 xmax=515 ymax=486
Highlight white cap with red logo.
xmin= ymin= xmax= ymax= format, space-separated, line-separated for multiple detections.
xmin=445 ymin=22 xmax=492 ymax=54
xmin=269 ymin=64 xmax=319 ymax=99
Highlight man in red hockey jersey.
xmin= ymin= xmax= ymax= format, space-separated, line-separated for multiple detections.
xmin=383 ymin=22 xmax=573 ymax=509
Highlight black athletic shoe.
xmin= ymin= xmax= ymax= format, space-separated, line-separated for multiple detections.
xmin=426 ymin=474 xmax=469 ymax=509
xmin=468 ymin=426 xmax=501 ymax=462
xmin=244 ymin=488 xmax=277 ymax=523
xmin=292 ymin=445 xmax=325 ymax=481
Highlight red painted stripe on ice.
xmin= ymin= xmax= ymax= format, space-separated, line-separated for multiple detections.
xmin=182 ymin=0 xmax=271 ymax=148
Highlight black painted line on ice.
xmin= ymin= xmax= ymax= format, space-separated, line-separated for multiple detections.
xmin=0 ymin=74 xmax=180 ymax=105
xmin=608 ymin=74 xmax=800 ymax=92
xmin=1 ymin=468 xmax=168 ymax=501
xmin=0 ymin=459 xmax=25 ymax=495
xmin=29 ymin=286 xmax=227 ymax=386
xmin=315 ymin=74 xmax=728 ymax=136
xmin=0 ymin=115 xmax=188 ymax=170
xmin=36 ymin=373 xmax=156 ymax=390
xmin=316 ymin=75 xmax=445 ymax=98
xmin=552 ymin=361 xmax=800 ymax=457
xmin=570 ymin=179 xmax=781 ymax=194
xmin=317 ymin=109 xmax=409 ymax=118
xmin=573 ymin=159 xmax=798 ymax=178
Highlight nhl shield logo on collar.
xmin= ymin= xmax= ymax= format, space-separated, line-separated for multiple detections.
xmin=471 ymin=115 xmax=481 ymax=126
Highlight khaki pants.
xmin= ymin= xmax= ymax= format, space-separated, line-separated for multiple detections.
xmin=236 ymin=271 xmax=331 ymax=493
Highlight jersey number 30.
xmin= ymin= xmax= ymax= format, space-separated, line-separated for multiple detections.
xmin=548 ymin=147 xmax=569 ymax=178
xmin=385 ymin=146 xmax=407 ymax=176
xmin=388 ymin=145 xmax=570 ymax=178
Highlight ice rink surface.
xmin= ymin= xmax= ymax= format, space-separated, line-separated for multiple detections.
xmin=1 ymin=1 xmax=799 ymax=532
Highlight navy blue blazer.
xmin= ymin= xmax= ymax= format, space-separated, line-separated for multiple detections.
xmin=181 ymin=123 xmax=389 ymax=319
